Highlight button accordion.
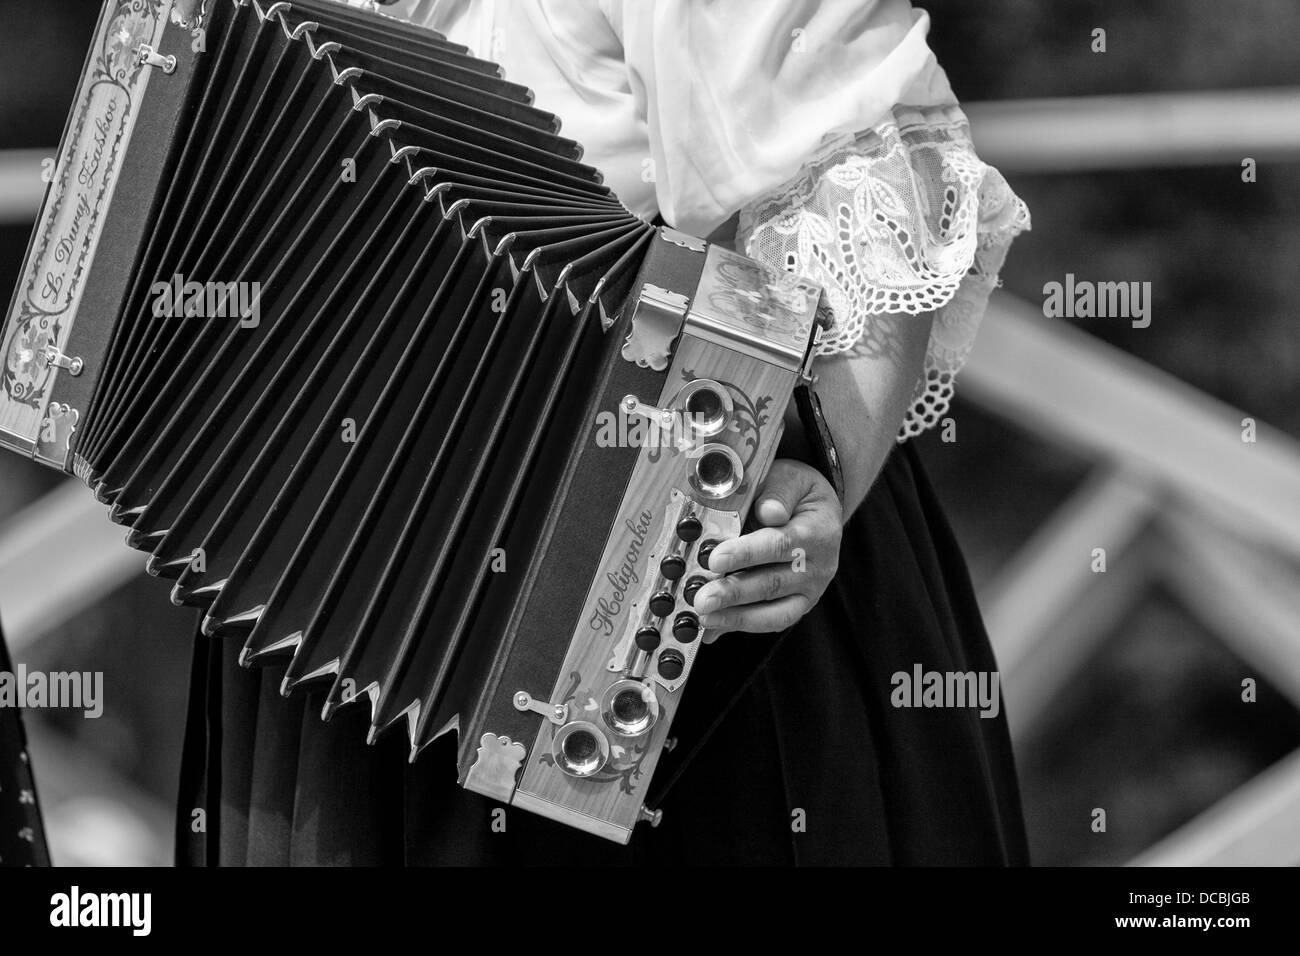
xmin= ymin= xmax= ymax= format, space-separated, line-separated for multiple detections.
xmin=0 ymin=0 xmax=830 ymax=842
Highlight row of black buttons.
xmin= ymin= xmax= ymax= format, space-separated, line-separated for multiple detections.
xmin=642 ymin=513 xmax=727 ymax=680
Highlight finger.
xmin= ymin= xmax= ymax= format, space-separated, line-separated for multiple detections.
xmin=750 ymin=459 xmax=817 ymax=527
xmin=693 ymin=565 xmax=802 ymax=614
xmin=706 ymin=524 xmax=802 ymax=575
xmin=699 ymin=593 xmax=812 ymax=635
xmin=753 ymin=497 xmax=792 ymax=527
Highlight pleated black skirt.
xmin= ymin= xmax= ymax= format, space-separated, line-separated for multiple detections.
xmin=176 ymin=442 xmax=1029 ymax=865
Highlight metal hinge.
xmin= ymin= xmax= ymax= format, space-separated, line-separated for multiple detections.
xmin=660 ymin=227 xmax=706 ymax=253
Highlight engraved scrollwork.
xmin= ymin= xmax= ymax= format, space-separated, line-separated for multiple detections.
xmin=104 ymin=1 xmax=163 ymax=85
xmin=706 ymin=258 xmax=813 ymax=340
xmin=536 ymin=670 xmax=652 ymax=795
xmin=1 ymin=306 xmax=62 ymax=408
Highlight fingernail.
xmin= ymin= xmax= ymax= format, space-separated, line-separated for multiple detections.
xmin=695 ymin=592 xmax=718 ymax=613
xmin=698 ymin=613 xmax=718 ymax=627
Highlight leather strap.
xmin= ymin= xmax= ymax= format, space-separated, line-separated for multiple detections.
xmin=794 ymin=381 xmax=845 ymax=506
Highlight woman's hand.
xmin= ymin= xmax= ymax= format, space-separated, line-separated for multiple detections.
xmin=693 ymin=459 xmax=842 ymax=635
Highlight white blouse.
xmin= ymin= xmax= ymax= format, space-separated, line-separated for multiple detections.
xmin=387 ymin=0 xmax=1030 ymax=438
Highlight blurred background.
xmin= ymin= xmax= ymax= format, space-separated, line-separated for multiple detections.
xmin=1 ymin=0 xmax=1298 ymax=865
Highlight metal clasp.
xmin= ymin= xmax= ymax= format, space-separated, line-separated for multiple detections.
xmin=513 ymin=691 xmax=568 ymax=726
xmin=801 ymin=295 xmax=834 ymax=383
xmin=136 ymin=44 xmax=176 ymax=74
xmin=620 ymin=283 xmax=689 ymax=371
xmin=42 ymin=345 xmax=83 ymax=376
xmin=620 ymin=394 xmax=676 ymax=431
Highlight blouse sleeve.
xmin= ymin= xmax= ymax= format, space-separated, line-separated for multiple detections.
xmin=608 ymin=0 xmax=1031 ymax=440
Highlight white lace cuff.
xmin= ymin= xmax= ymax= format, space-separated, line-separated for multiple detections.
xmin=737 ymin=104 xmax=1031 ymax=440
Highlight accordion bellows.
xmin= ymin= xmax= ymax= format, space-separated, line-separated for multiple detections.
xmin=0 ymin=0 xmax=824 ymax=841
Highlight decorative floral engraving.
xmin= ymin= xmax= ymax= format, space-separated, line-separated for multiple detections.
xmin=705 ymin=257 xmax=814 ymax=341
xmin=1 ymin=0 xmax=163 ymax=430
xmin=2 ymin=311 xmax=60 ymax=408
xmin=105 ymin=2 xmax=156 ymax=85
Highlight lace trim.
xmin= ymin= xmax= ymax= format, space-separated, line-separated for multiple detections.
xmin=738 ymin=104 xmax=1031 ymax=440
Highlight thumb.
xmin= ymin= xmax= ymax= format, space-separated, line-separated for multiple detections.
xmin=752 ymin=459 xmax=813 ymax=527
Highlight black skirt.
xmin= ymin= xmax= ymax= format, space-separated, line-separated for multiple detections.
xmin=177 ymin=442 xmax=1029 ymax=865
xmin=0 ymin=619 xmax=50 ymax=867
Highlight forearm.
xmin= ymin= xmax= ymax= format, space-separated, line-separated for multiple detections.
xmin=783 ymin=311 xmax=934 ymax=517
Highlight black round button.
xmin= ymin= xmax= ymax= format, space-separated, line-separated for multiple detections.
xmin=682 ymin=575 xmax=707 ymax=606
xmin=676 ymin=515 xmax=703 ymax=542
xmin=635 ymin=626 xmax=661 ymax=652
xmin=660 ymin=554 xmax=687 ymax=580
xmin=649 ymin=590 xmax=675 ymax=617
xmin=696 ymin=540 xmax=718 ymax=571
xmin=657 ymin=649 xmax=685 ymax=680
xmin=672 ymin=612 xmax=700 ymax=643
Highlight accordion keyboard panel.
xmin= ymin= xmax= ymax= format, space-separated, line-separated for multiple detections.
xmin=507 ymin=333 xmax=801 ymax=841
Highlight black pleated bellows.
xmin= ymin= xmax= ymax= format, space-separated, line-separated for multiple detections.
xmin=76 ymin=0 xmax=654 ymax=754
